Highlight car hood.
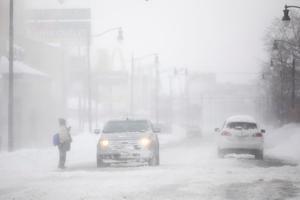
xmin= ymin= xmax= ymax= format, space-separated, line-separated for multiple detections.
xmin=100 ymin=132 xmax=151 ymax=141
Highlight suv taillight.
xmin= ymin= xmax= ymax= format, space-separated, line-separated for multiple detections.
xmin=221 ymin=131 xmax=231 ymax=136
xmin=253 ymin=133 xmax=263 ymax=137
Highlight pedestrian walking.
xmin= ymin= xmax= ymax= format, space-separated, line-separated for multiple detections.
xmin=57 ymin=118 xmax=72 ymax=169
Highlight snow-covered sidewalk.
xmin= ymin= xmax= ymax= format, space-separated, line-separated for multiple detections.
xmin=0 ymin=125 xmax=300 ymax=200
xmin=265 ymin=123 xmax=300 ymax=164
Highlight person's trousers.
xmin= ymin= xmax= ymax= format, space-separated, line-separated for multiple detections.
xmin=58 ymin=146 xmax=67 ymax=168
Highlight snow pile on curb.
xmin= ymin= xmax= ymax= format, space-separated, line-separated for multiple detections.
xmin=265 ymin=123 xmax=300 ymax=163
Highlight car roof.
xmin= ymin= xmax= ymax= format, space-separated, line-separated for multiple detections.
xmin=226 ymin=115 xmax=257 ymax=123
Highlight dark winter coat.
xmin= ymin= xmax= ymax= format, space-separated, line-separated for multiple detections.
xmin=58 ymin=142 xmax=71 ymax=152
xmin=58 ymin=126 xmax=72 ymax=152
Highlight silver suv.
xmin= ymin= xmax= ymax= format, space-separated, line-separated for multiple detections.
xmin=96 ymin=119 xmax=160 ymax=167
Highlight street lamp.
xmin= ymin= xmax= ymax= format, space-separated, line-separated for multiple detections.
xmin=87 ymin=27 xmax=123 ymax=133
xmin=93 ymin=27 xmax=123 ymax=41
xmin=130 ymin=53 xmax=159 ymax=124
xmin=282 ymin=5 xmax=291 ymax=21
xmin=282 ymin=5 xmax=300 ymax=21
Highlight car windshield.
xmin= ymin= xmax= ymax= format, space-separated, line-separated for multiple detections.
xmin=227 ymin=122 xmax=257 ymax=130
xmin=102 ymin=120 xmax=150 ymax=133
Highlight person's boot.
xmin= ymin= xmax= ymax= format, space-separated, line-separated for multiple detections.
xmin=58 ymin=161 xmax=65 ymax=169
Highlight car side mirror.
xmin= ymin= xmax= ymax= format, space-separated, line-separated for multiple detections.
xmin=214 ymin=128 xmax=220 ymax=132
xmin=261 ymin=129 xmax=266 ymax=133
xmin=94 ymin=129 xmax=101 ymax=134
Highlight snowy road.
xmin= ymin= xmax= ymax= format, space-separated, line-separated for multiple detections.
xmin=0 ymin=134 xmax=300 ymax=200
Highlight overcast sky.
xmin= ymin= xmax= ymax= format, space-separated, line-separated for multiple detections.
xmin=14 ymin=0 xmax=300 ymax=82
xmin=90 ymin=0 xmax=300 ymax=82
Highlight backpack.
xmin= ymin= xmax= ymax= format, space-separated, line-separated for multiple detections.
xmin=53 ymin=133 xmax=60 ymax=146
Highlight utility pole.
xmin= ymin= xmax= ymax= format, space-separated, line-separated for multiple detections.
xmin=87 ymin=27 xmax=122 ymax=130
xmin=130 ymin=54 xmax=134 ymax=117
xmin=292 ymin=56 xmax=296 ymax=109
xmin=185 ymin=68 xmax=189 ymax=127
xmin=87 ymin=31 xmax=92 ymax=133
xmin=169 ymin=75 xmax=173 ymax=126
xmin=280 ymin=70 xmax=285 ymax=123
xmin=8 ymin=0 xmax=14 ymax=151
xmin=155 ymin=55 xmax=159 ymax=125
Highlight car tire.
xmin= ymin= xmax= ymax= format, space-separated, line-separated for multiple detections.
xmin=218 ymin=149 xmax=225 ymax=158
xmin=156 ymin=144 xmax=160 ymax=166
xmin=97 ymin=157 xmax=105 ymax=168
xmin=255 ymin=150 xmax=264 ymax=160
xmin=156 ymin=151 xmax=160 ymax=166
xmin=149 ymin=149 xmax=159 ymax=166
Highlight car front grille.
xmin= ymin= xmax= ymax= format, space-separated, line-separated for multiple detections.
xmin=107 ymin=139 xmax=142 ymax=151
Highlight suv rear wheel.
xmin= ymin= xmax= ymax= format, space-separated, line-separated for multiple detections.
xmin=255 ymin=150 xmax=264 ymax=160
xmin=218 ymin=149 xmax=225 ymax=158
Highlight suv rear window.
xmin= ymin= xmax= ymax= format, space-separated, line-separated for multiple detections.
xmin=227 ymin=122 xmax=257 ymax=130
xmin=103 ymin=120 xmax=150 ymax=133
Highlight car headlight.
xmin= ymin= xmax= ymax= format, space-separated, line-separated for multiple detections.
xmin=140 ymin=138 xmax=151 ymax=147
xmin=99 ymin=139 xmax=109 ymax=147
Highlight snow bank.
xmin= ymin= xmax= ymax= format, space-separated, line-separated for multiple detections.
xmin=265 ymin=123 xmax=300 ymax=163
xmin=0 ymin=56 xmax=49 ymax=77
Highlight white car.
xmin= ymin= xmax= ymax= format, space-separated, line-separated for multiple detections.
xmin=215 ymin=115 xmax=265 ymax=159
xmin=95 ymin=119 xmax=160 ymax=167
